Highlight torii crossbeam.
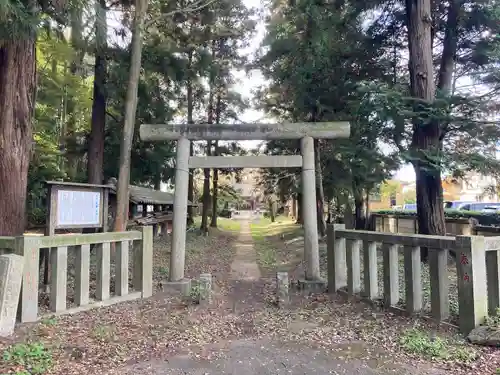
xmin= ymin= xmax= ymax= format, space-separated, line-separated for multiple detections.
xmin=139 ymin=122 xmax=350 ymax=285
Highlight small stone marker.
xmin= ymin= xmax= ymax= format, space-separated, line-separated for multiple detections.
xmin=0 ymin=254 xmax=24 ymax=336
xmin=276 ymin=272 xmax=289 ymax=307
xmin=199 ymin=273 xmax=212 ymax=305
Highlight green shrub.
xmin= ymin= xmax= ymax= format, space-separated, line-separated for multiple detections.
xmin=399 ymin=328 xmax=477 ymax=362
xmin=27 ymin=207 xmax=47 ymax=227
xmin=374 ymin=209 xmax=500 ymax=227
xmin=218 ymin=209 xmax=232 ymax=218
xmin=3 ymin=342 xmax=53 ymax=374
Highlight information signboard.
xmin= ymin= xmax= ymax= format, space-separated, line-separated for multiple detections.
xmin=56 ymin=190 xmax=101 ymax=226
xmin=45 ymin=181 xmax=110 ymax=233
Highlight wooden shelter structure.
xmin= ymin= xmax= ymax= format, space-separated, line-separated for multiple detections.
xmin=106 ymin=180 xmax=197 ymax=234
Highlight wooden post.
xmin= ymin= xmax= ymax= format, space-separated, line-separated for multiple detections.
xmin=102 ymin=187 xmax=110 ymax=232
xmin=43 ymin=184 xmax=56 ymax=293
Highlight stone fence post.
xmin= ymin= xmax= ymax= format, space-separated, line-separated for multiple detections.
xmin=276 ymin=272 xmax=289 ymax=307
xmin=327 ymin=223 xmax=346 ymax=293
xmin=455 ymin=235 xmax=488 ymax=334
xmin=0 ymin=254 xmax=24 ymax=336
xmin=133 ymin=226 xmax=153 ymax=298
xmin=199 ymin=273 xmax=212 ymax=305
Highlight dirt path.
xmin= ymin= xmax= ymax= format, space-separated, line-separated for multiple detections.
xmin=227 ymin=219 xmax=267 ymax=315
xmin=115 ymin=220 xmax=450 ymax=375
xmin=230 ymin=220 xmax=261 ymax=281
xmin=3 ymin=219 xmax=493 ymax=374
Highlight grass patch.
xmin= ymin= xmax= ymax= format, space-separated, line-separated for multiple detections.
xmin=191 ymin=216 xmax=241 ymax=232
xmin=251 ymin=216 xmax=303 ymax=272
xmin=255 ymin=241 xmax=277 ymax=269
xmin=91 ymin=324 xmax=116 ymax=342
xmin=215 ymin=217 xmax=241 ymax=232
xmin=399 ymin=328 xmax=478 ymax=362
xmin=40 ymin=317 xmax=57 ymax=326
xmin=2 ymin=342 xmax=53 ymax=374
xmin=251 ymin=216 xmax=302 ymax=239
xmin=485 ymin=308 xmax=500 ymax=327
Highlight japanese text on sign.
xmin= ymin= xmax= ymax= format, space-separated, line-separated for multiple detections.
xmin=56 ymin=190 xmax=101 ymax=226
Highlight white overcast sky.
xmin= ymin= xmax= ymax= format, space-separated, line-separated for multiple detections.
xmin=235 ymin=0 xmax=418 ymax=181
xmin=104 ymin=0 xmax=499 ymax=182
xmin=106 ymin=0 xmax=420 ymax=180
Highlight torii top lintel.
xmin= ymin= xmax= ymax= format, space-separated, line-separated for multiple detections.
xmin=139 ymin=122 xmax=350 ymax=141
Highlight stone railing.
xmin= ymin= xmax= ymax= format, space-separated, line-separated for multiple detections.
xmin=3 ymin=227 xmax=153 ymax=323
xmin=327 ymin=224 xmax=500 ymax=334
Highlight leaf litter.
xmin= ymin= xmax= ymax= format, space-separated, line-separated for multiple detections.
xmin=0 ymin=225 xmax=498 ymax=375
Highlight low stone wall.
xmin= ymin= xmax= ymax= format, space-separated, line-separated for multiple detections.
xmin=373 ymin=214 xmax=500 ymax=236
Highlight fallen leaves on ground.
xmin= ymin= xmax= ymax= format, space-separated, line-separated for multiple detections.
xmin=1 ymin=223 xmax=499 ymax=375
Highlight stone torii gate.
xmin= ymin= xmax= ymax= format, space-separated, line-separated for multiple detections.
xmin=139 ymin=122 xmax=350 ymax=286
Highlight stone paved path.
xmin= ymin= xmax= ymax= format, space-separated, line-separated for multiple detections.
xmin=115 ymin=218 xmax=446 ymax=375
xmin=117 ymin=338 xmax=436 ymax=375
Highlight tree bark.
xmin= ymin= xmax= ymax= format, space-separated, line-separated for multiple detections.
xmin=154 ymin=174 xmax=161 ymax=190
xmin=200 ymin=42 xmax=216 ymax=234
xmin=0 ymin=37 xmax=36 ymax=235
xmin=65 ymin=6 xmax=83 ymax=180
xmin=296 ymin=192 xmax=303 ymax=225
xmin=200 ymin=142 xmax=211 ymax=233
xmin=269 ymin=199 xmax=276 ymax=222
xmin=406 ymin=0 xmax=445 ymax=261
xmin=353 ymin=187 xmax=367 ymax=230
xmin=344 ymin=199 xmax=355 ymax=229
xmin=210 ymin=89 xmax=222 ymax=228
xmin=210 ymin=142 xmax=218 ymax=228
xmin=87 ymin=0 xmax=108 ymax=185
xmin=186 ymin=50 xmax=195 ymax=225
xmin=114 ymin=0 xmax=148 ymax=232
xmin=436 ymin=0 xmax=460 ymax=94
xmin=326 ymin=198 xmax=333 ymax=224
xmin=314 ymin=139 xmax=326 ymax=236
xmin=365 ymin=189 xmax=372 ymax=230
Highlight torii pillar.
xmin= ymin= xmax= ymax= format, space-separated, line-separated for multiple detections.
xmin=139 ymin=122 xmax=350 ymax=284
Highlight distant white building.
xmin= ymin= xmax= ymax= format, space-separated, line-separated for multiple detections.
xmin=457 ymin=172 xmax=498 ymax=202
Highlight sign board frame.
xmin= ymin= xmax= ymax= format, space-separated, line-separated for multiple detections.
xmin=45 ymin=181 xmax=110 ymax=236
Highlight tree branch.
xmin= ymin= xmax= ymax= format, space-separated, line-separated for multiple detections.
xmin=145 ymin=0 xmax=219 ymax=29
